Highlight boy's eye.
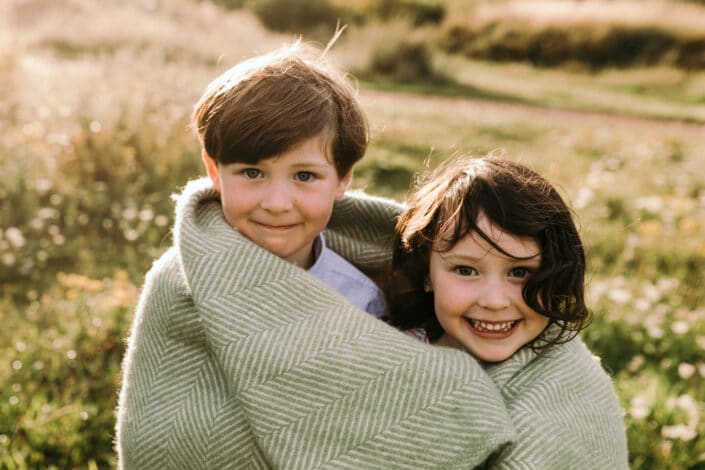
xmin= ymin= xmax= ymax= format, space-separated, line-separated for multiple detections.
xmin=242 ymin=168 xmax=262 ymax=179
xmin=295 ymin=171 xmax=315 ymax=182
xmin=454 ymin=266 xmax=477 ymax=276
xmin=508 ymin=267 xmax=531 ymax=279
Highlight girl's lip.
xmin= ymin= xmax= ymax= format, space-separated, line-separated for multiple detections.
xmin=465 ymin=318 xmax=519 ymax=339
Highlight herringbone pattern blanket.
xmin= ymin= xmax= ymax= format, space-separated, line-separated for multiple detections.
xmin=116 ymin=178 xmax=515 ymax=469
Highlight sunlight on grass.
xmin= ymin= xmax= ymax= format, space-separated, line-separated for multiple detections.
xmin=2 ymin=0 xmax=705 ymax=468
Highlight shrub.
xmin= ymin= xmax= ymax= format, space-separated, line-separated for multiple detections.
xmin=442 ymin=22 xmax=705 ymax=70
xmin=370 ymin=0 xmax=445 ymax=26
xmin=210 ymin=0 xmax=247 ymax=9
xmin=249 ymin=0 xmax=345 ymax=34
xmin=367 ymin=39 xmax=449 ymax=84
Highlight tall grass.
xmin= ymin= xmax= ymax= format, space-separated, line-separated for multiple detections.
xmin=2 ymin=0 xmax=705 ymax=468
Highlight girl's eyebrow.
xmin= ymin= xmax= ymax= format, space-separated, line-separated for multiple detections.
xmin=442 ymin=251 xmax=542 ymax=264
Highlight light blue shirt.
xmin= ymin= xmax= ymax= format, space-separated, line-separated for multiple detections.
xmin=308 ymin=235 xmax=387 ymax=318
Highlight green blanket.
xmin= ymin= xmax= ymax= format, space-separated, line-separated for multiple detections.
xmin=116 ymin=178 xmax=515 ymax=469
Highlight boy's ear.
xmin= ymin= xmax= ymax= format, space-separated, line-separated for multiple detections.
xmin=201 ymin=150 xmax=221 ymax=193
xmin=335 ymin=170 xmax=353 ymax=199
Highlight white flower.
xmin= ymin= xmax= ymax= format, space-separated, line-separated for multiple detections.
xmin=678 ymin=363 xmax=696 ymax=379
xmin=661 ymin=424 xmax=697 ymax=441
xmin=671 ymin=320 xmax=689 ymax=335
xmin=630 ymin=395 xmax=650 ymax=420
xmin=608 ymin=287 xmax=632 ymax=304
xmin=5 ymin=227 xmax=25 ymax=248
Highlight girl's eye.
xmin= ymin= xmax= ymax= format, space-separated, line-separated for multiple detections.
xmin=295 ymin=171 xmax=315 ymax=182
xmin=243 ymin=168 xmax=262 ymax=179
xmin=509 ymin=267 xmax=531 ymax=279
xmin=454 ymin=266 xmax=477 ymax=276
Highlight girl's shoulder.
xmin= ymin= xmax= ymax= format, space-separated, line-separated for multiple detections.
xmin=404 ymin=327 xmax=431 ymax=344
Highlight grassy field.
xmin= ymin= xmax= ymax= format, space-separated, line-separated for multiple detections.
xmin=2 ymin=0 xmax=705 ymax=468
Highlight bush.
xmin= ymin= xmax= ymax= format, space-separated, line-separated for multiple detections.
xmin=370 ymin=0 xmax=445 ymax=26
xmin=367 ymin=39 xmax=449 ymax=84
xmin=210 ymin=0 xmax=247 ymax=9
xmin=442 ymin=22 xmax=705 ymax=70
xmin=249 ymin=0 xmax=345 ymax=34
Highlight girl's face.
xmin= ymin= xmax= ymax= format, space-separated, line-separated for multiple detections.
xmin=428 ymin=212 xmax=549 ymax=362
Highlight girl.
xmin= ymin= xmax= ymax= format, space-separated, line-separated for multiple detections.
xmin=386 ymin=155 xmax=629 ymax=468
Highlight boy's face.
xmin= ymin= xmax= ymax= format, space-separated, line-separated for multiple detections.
xmin=428 ymin=212 xmax=548 ymax=363
xmin=203 ymin=133 xmax=351 ymax=269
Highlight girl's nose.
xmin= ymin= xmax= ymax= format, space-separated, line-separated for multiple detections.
xmin=477 ymin=278 xmax=511 ymax=310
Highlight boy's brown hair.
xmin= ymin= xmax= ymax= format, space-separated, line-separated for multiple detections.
xmin=192 ymin=41 xmax=368 ymax=178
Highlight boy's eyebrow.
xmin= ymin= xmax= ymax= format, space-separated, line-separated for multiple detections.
xmin=289 ymin=161 xmax=332 ymax=168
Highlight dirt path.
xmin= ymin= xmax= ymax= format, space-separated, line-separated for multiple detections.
xmin=361 ymin=88 xmax=705 ymax=137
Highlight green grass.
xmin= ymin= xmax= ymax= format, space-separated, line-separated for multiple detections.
xmin=2 ymin=0 xmax=705 ymax=468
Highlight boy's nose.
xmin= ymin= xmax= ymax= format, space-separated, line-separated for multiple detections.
xmin=477 ymin=279 xmax=511 ymax=310
xmin=260 ymin=182 xmax=294 ymax=212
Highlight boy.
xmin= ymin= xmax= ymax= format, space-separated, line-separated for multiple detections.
xmin=193 ymin=41 xmax=386 ymax=316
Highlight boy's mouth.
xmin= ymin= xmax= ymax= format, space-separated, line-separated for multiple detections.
xmin=254 ymin=222 xmax=298 ymax=230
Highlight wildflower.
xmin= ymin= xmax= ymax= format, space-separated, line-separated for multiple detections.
xmin=629 ymin=395 xmax=650 ymax=419
xmin=155 ymin=214 xmax=169 ymax=227
xmin=661 ymin=424 xmax=697 ymax=441
xmin=89 ymin=120 xmax=102 ymax=133
xmin=608 ymin=287 xmax=632 ymax=304
xmin=139 ymin=208 xmax=154 ymax=222
xmin=34 ymin=178 xmax=52 ymax=193
xmin=5 ymin=227 xmax=25 ymax=248
xmin=662 ymin=394 xmax=700 ymax=442
xmin=634 ymin=196 xmax=663 ymax=213
xmin=634 ymin=298 xmax=651 ymax=312
xmin=671 ymin=320 xmax=689 ymax=335
xmin=37 ymin=207 xmax=59 ymax=220
xmin=122 ymin=207 xmax=138 ymax=221
xmin=123 ymin=229 xmax=139 ymax=241
xmin=627 ymin=355 xmax=644 ymax=373
xmin=678 ymin=363 xmax=696 ymax=379
xmin=574 ymin=187 xmax=594 ymax=210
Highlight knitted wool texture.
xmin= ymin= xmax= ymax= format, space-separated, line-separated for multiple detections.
xmin=115 ymin=178 xmax=515 ymax=469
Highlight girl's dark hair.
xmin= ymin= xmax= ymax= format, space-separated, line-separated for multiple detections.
xmin=386 ymin=154 xmax=591 ymax=351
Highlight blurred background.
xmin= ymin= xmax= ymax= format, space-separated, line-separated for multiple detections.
xmin=1 ymin=0 xmax=704 ymax=468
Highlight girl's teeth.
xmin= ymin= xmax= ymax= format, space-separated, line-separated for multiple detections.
xmin=470 ymin=319 xmax=516 ymax=332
